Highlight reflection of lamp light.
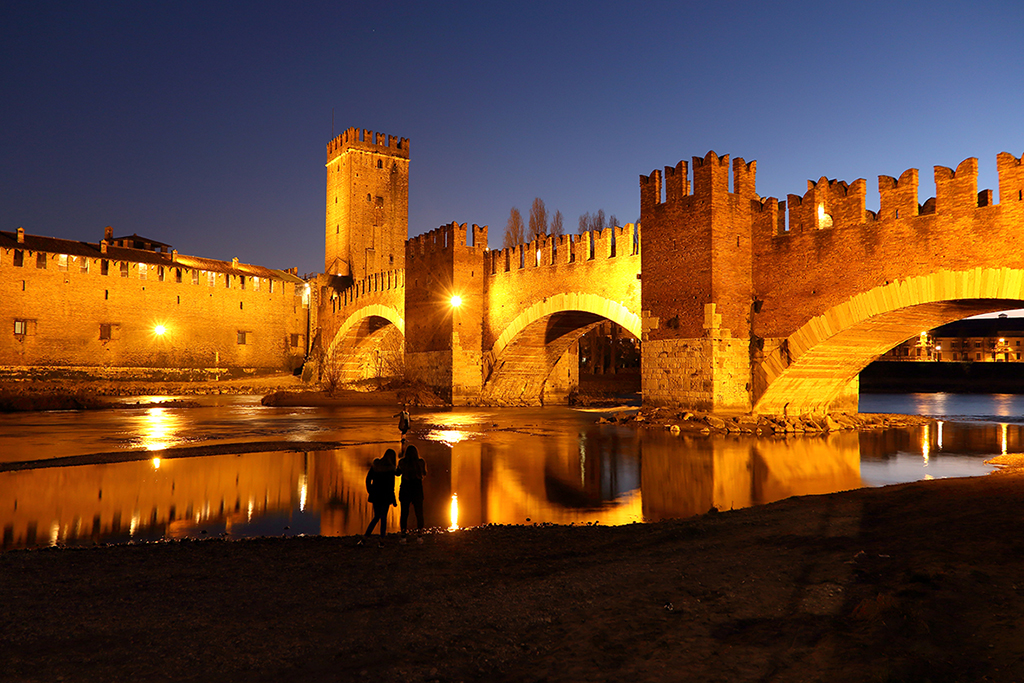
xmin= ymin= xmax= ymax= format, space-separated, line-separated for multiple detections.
xmin=450 ymin=295 xmax=462 ymax=308
xmin=449 ymin=493 xmax=459 ymax=531
xmin=152 ymin=457 xmax=161 ymax=469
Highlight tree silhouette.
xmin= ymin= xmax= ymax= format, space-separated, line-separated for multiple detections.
xmin=503 ymin=207 xmax=525 ymax=248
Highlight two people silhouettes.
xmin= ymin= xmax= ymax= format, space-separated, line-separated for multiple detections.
xmin=363 ymin=443 xmax=428 ymax=541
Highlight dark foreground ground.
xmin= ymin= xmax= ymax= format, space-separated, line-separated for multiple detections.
xmin=3 ymin=470 xmax=1024 ymax=683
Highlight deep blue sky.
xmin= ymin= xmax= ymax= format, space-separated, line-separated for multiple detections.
xmin=3 ymin=1 xmax=1024 ymax=277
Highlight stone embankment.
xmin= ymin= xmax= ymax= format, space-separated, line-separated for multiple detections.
xmin=599 ymin=406 xmax=931 ymax=435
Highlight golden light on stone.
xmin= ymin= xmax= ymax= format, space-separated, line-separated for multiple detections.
xmin=152 ymin=456 xmax=161 ymax=469
xmin=449 ymin=294 xmax=463 ymax=308
xmin=153 ymin=324 xmax=167 ymax=336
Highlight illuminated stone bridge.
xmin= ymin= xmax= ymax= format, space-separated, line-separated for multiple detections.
xmin=319 ymin=149 xmax=1024 ymax=416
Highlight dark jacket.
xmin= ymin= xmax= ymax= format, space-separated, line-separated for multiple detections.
xmin=366 ymin=458 xmax=397 ymax=507
xmin=397 ymin=455 xmax=427 ymax=502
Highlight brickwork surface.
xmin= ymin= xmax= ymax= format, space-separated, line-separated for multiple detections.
xmin=1 ymin=230 xmax=307 ymax=375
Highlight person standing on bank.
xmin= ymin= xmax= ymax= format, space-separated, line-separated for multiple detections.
xmin=393 ymin=407 xmax=411 ymax=441
xmin=396 ymin=445 xmax=427 ymax=534
xmin=363 ymin=449 xmax=398 ymax=541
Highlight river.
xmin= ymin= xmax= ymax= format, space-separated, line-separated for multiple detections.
xmin=1 ymin=392 xmax=1021 ymax=551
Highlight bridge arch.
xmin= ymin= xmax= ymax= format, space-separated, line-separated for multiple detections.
xmin=482 ymin=292 xmax=641 ymax=404
xmin=324 ymin=304 xmax=406 ymax=384
xmin=754 ymin=268 xmax=1024 ymax=415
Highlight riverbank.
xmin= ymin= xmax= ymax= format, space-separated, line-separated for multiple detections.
xmin=3 ymin=467 xmax=1024 ymax=682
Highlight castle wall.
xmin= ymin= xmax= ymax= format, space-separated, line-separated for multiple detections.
xmin=0 ymin=232 xmax=307 ymax=376
xmin=325 ymin=128 xmax=409 ymax=279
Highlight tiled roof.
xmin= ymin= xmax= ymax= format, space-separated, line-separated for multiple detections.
xmin=0 ymin=230 xmax=304 ymax=283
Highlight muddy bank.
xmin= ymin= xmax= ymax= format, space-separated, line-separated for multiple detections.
xmin=3 ymin=470 xmax=1024 ymax=682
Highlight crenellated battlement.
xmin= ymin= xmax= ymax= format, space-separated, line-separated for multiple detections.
xmin=640 ymin=151 xmax=758 ymax=212
xmin=326 ymin=126 xmax=409 ymax=162
xmin=485 ymin=224 xmax=640 ymax=276
xmin=335 ymin=268 xmax=406 ymax=308
xmin=407 ymin=222 xmax=488 ymax=260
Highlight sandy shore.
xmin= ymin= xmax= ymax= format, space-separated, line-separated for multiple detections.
xmin=3 ymin=467 xmax=1024 ymax=682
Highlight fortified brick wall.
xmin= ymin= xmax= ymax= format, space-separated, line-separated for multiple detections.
xmin=0 ymin=232 xmax=307 ymax=376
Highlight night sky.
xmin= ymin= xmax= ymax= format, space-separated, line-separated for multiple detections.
xmin=3 ymin=1 xmax=1024 ymax=277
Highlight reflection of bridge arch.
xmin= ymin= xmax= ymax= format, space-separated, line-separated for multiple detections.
xmin=755 ymin=268 xmax=1024 ymax=415
xmin=325 ymin=304 xmax=406 ymax=382
xmin=482 ymin=293 xmax=641 ymax=403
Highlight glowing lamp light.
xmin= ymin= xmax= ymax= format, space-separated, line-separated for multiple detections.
xmin=154 ymin=324 xmax=167 ymax=336
xmin=450 ymin=294 xmax=463 ymax=308
xmin=152 ymin=457 xmax=161 ymax=469
xmin=449 ymin=493 xmax=460 ymax=531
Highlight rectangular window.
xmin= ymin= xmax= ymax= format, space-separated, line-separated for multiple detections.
xmin=80 ymin=257 xmax=89 ymax=274
xmin=101 ymin=260 xmax=109 ymax=276
xmin=239 ymin=276 xmax=245 ymax=290
xmin=14 ymin=319 xmax=28 ymax=335
xmin=252 ymin=276 xmax=260 ymax=291
xmin=57 ymin=254 xmax=68 ymax=271
xmin=269 ymin=279 xmax=275 ymax=293
xmin=207 ymin=271 xmax=216 ymax=287
xmin=158 ymin=266 xmax=165 ymax=282
xmin=225 ymin=274 xmax=231 ymax=288
xmin=237 ymin=331 xmax=247 ymax=345
xmin=138 ymin=263 xmax=148 ymax=280
xmin=192 ymin=269 xmax=199 ymax=285
xmin=13 ymin=250 xmax=23 ymax=267
xmin=176 ymin=268 xmax=183 ymax=283
xmin=36 ymin=252 xmax=46 ymax=269
xmin=290 ymin=334 xmax=300 ymax=348
xmin=100 ymin=323 xmax=111 ymax=340
xmin=120 ymin=261 xmax=129 ymax=278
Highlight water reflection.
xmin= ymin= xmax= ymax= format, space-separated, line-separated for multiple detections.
xmin=0 ymin=401 xmax=1014 ymax=551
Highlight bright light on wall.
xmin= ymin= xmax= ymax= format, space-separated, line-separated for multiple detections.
xmin=450 ymin=294 xmax=463 ymax=308
xmin=154 ymin=324 xmax=167 ymax=336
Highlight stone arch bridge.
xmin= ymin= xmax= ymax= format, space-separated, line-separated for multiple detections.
xmin=317 ymin=150 xmax=1024 ymax=415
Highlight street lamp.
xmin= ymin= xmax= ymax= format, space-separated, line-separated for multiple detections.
xmin=450 ymin=294 xmax=462 ymax=308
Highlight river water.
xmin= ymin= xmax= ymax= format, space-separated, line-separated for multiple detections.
xmin=2 ymin=393 xmax=1022 ymax=551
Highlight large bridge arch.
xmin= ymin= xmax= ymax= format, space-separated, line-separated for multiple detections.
xmin=324 ymin=304 xmax=406 ymax=384
xmin=482 ymin=293 xmax=641 ymax=404
xmin=754 ymin=268 xmax=1024 ymax=415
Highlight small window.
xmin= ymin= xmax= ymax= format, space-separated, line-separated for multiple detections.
xmin=290 ymin=334 xmax=300 ymax=348
xmin=138 ymin=263 xmax=148 ymax=280
xmin=367 ymin=193 xmax=372 ymax=202
xmin=237 ymin=331 xmax=247 ymax=345
xmin=80 ymin=257 xmax=90 ymax=274
xmin=269 ymin=279 xmax=275 ymax=293
xmin=101 ymin=260 xmax=109 ymax=276
xmin=36 ymin=252 xmax=47 ymax=269
xmin=225 ymin=274 xmax=231 ymax=289
xmin=158 ymin=266 xmax=165 ymax=282
xmin=120 ymin=261 xmax=129 ymax=277
xmin=377 ymin=159 xmax=383 ymax=169
xmin=192 ymin=269 xmax=199 ymax=285
xmin=13 ymin=250 xmax=23 ymax=267
xmin=375 ymin=196 xmax=384 ymax=207
xmin=239 ymin=276 xmax=246 ymax=290
xmin=14 ymin=319 xmax=28 ymax=335
xmin=252 ymin=277 xmax=260 ymax=291
xmin=207 ymin=271 xmax=216 ymax=287
xmin=100 ymin=323 xmax=111 ymax=340
xmin=176 ymin=268 xmax=182 ymax=283
xmin=57 ymin=254 xmax=68 ymax=271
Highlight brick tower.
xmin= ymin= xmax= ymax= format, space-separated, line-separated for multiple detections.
xmin=324 ymin=128 xmax=409 ymax=279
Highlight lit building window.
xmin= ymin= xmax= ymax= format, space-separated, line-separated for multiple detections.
xmin=13 ymin=250 xmax=24 ymax=267
xmin=36 ymin=252 xmax=47 ymax=269
xmin=80 ymin=257 xmax=89 ymax=274
xmin=120 ymin=262 xmax=129 ymax=278
xmin=237 ymin=331 xmax=247 ymax=345
xmin=57 ymin=254 xmax=68 ymax=271
xmin=138 ymin=263 xmax=148 ymax=280
xmin=14 ymin=320 xmax=28 ymax=335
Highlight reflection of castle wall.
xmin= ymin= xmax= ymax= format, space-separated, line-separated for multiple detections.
xmin=0 ymin=452 xmax=307 ymax=549
xmin=640 ymin=432 xmax=862 ymax=521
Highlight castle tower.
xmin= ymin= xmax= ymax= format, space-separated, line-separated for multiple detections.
xmin=324 ymin=128 xmax=409 ymax=279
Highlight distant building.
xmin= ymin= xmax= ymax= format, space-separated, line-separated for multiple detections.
xmin=0 ymin=225 xmax=309 ymax=378
xmin=880 ymin=315 xmax=1024 ymax=362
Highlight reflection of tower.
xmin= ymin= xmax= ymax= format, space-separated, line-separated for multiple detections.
xmin=324 ymin=128 xmax=409 ymax=279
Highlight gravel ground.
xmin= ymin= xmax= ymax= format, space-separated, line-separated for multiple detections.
xmin=3 ymin=470 xmax=1024 ymax=682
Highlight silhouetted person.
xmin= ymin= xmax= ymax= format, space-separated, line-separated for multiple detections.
xmin=393 ymin=407 xmax=411 ymax=440
xmin=363 ymin=448 xmax=397 ymax=541
xmin=397 ymin=444 xmax=427 ymax=534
